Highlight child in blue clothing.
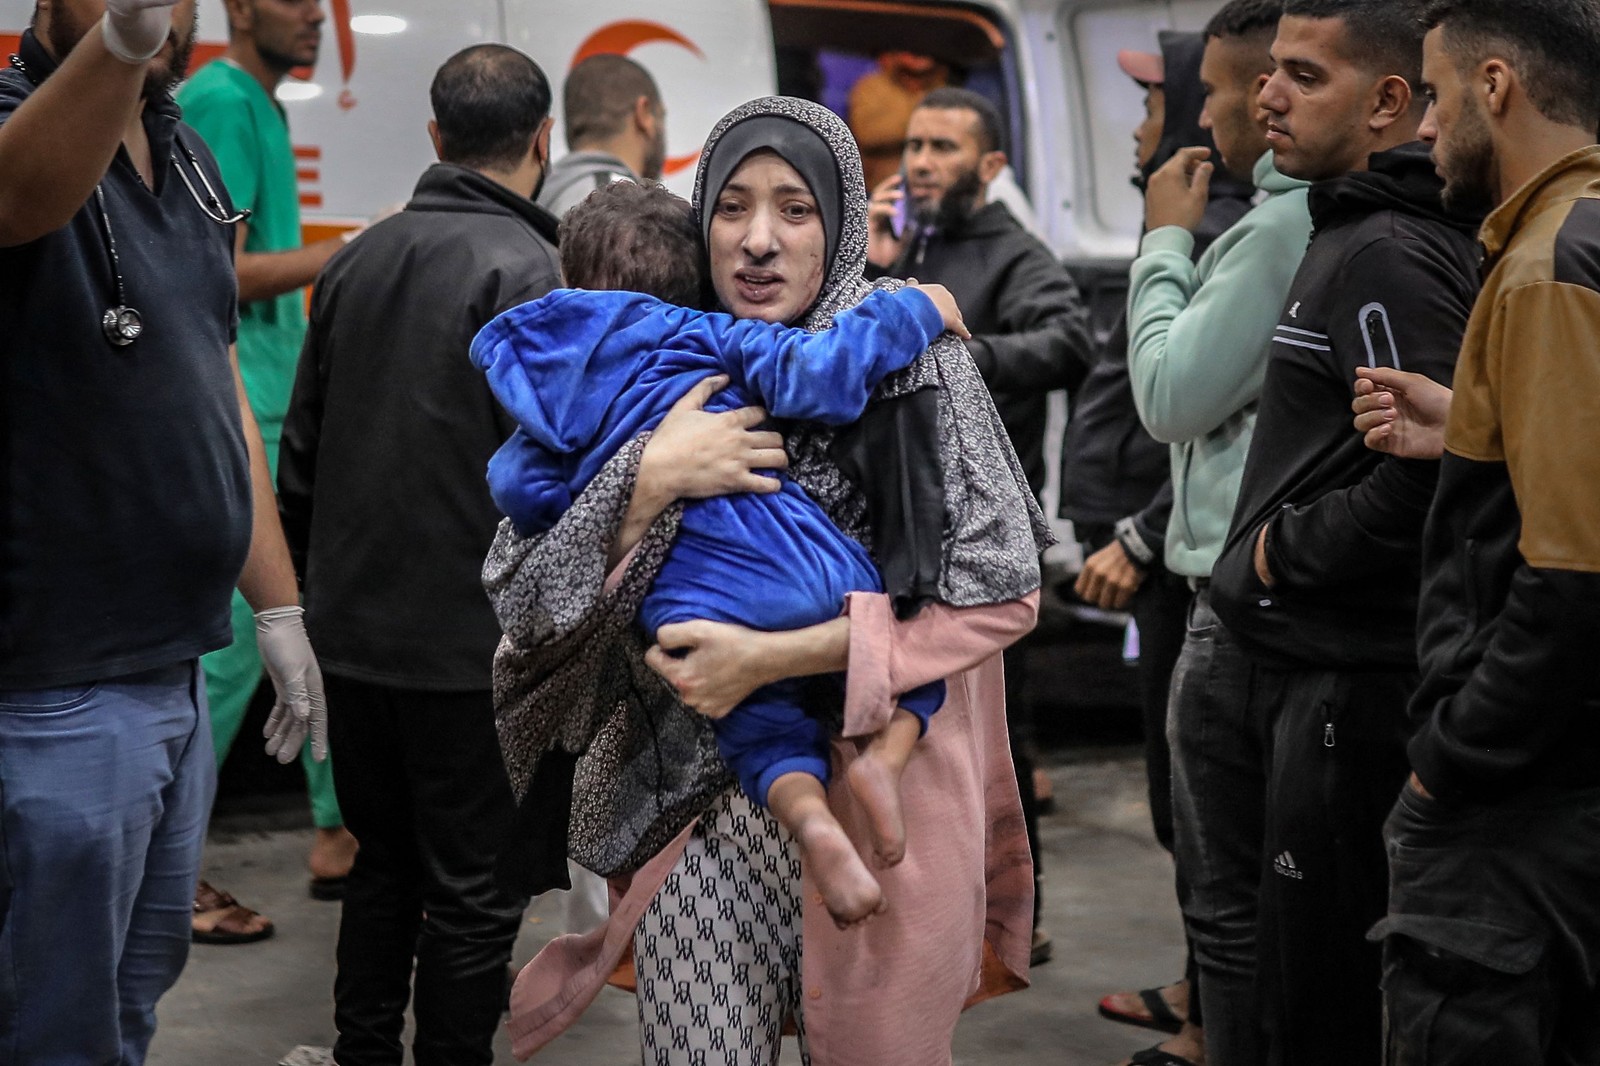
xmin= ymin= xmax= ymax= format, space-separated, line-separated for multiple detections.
xmin=472 ymin=182 xmax=969 ymax=925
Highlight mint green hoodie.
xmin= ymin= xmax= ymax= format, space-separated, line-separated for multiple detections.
xmin=1127 ymin=151 xmax=1313 ymax=579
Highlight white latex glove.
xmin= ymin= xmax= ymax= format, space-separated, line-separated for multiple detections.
xmin=256 ymin=605 xmax=328 ymax=764
xmin=101 ymin=0 xmax=179 ymax=64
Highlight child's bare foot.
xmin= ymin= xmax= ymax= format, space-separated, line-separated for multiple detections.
xmin=766 ymin=771 xmax=886 ymax=928
xmin=846 ymin=751 xmax=907 ymax=867
xmin=797 ymin=816 xmax=886 ymax=928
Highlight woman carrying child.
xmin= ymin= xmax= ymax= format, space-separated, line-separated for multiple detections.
xmin=490 ymin=96 xmax=1049 ymax=1065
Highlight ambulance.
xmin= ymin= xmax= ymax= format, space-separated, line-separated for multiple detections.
xmin=1 ymin=0 xmax=1224 ymax=261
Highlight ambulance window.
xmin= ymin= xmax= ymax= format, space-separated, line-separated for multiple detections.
xmin=765 ymin=0 xmax=1026 ymax=196
xmin=1058 ymin=0 xmax=1222 ymax=243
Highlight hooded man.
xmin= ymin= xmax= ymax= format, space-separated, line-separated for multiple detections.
xmin=1205 ymin=1 xmax=1485 ymax=1061
xmin=1063 ymin=29 xmax=1257 ymax=1066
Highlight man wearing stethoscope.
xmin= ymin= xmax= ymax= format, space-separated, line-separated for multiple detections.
xmin=0 ymin=1 xmax=327 ymax=1061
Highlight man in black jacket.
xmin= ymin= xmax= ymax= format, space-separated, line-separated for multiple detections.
xmin=865 ymin=86 xmax=1092 ymax=967
xmin=866 ymin=86 xmax=1093 ymax=495
xmin=1206 ymin=3 xmax=1485 ymax=1063
xmin=277 ymin=44 xmax=561 ymax=1066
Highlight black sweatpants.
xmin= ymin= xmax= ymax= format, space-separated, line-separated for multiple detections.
xmin=1257 ymin=665 xmax=1414 ymax=1066
xmin=1376 ymin=783 xmax=1600 ymax=1065
xmin=324 ymin=675 xmax=529 ymax=1066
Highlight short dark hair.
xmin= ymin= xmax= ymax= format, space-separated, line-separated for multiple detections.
xmin=1205 ymin=0 xmax=1283 ymax=41
xmin=1281 ymin=0 xmax=1428 ymax=90
xmin=563 ymin=54 xmax=662 ymax=148
xmin=559 ymin=181 xmax=706 ymax=308
xmin=430 ymin=45 xmax=551 ymax=171
xmin=1424 ymin=0 xmax=1600 ymax=131
xmin=914 ymin=87 xmax=1006 ymax=155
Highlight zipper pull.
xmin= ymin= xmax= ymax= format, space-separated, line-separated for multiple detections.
xmin=1323 ymin=723 xmax=1336 ymax=748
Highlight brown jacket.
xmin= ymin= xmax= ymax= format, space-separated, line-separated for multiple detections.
xmin=1409 ymin=145 xmax=1600 ymax=801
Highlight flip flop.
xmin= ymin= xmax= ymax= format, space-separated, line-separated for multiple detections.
xmin=192 ymin=880 xmax=275 ymax=945
xmin=1130 ymin=1046 xmax=1200 ymax=1066
xmin=1097 ymin=986 xmax=1185 ymax=1035
xmin=308 ymin=875 xmax=348 ymax=901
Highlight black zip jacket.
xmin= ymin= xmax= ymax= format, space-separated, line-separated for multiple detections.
xmin=1210 ymin=143 xmax=1483 ymax=669
xmin=1060 ymin=29 xmax=1253 ymax=556
xmin=278 ymin=164 xmax=561 ymax=689
xmin=1408 ymin=147 xmax=1600 ymax=802
xmin=873 ymin=200 xmax=1093 ymax=495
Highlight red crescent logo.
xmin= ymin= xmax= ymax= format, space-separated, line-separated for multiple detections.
xmin=571 ymin=20 xmax=704 ymax=176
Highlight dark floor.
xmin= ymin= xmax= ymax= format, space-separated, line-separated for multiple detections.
xmin=149 ymin=751 xmax=1186 ymax=1065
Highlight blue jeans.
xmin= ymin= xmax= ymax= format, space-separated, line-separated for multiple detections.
xmin=0 ymin=662 xmax=214 ymax=1065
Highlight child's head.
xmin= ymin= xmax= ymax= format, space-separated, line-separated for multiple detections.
xmin=558 ymin=181 xmax=708 ymax=307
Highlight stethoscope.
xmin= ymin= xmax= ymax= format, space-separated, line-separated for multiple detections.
xmin=9 ymin=53 xmax=252 ymax=347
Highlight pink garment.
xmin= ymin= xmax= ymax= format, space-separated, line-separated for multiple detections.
xmin=506 ymin=590 xmax=1038 ymax=1064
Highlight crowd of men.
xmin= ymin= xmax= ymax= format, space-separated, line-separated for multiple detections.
xmin=0 ymin=0 xmax=1597 ymax=1063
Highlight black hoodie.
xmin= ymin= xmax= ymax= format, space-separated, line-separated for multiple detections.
xmin=1209 ymin=143 xmax=1483 ymax=670
xmin=1059 ymin=31 xmax=1254 ymax=552
xmin=872 ymin=186 xmax=1093 ymax=497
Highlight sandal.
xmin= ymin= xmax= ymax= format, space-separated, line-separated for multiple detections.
xmin=1097 ymin=984 xmax=1186 ymax=1035
xmin=192 ymin=880 xmax=275 ymax=945
xmin=1129 ymin=1046 xmax=1200 ymax=1066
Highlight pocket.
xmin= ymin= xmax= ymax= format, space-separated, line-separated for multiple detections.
xmin=0 ymin=682 xmax=100 ymax=712
xmin=1372 ymin=913 xmax=1547 ymax=1065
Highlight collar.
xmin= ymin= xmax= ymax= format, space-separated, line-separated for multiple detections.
xmin=1480 ymin=144 xmax=1600 ymax=264
xmin=406 ymin=163 xmax=560 ymax=244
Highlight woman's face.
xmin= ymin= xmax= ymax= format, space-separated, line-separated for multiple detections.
xmin=707 ymin=151 xmax=827 ymax=324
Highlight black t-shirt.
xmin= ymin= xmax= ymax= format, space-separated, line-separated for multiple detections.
xmin=0 ymin=32 xmax=251 ymax=687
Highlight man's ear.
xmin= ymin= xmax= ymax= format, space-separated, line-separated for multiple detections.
xmin=632 ymin=94 xmax=655 ymax=135
xmin=1481 ymin=57 xmax=1512 ymax=118
xmin=1370 ymin=73 xmax=1415 ymax=131
xmin=978 ymin=149 xmax=1008 ymax=184
xmin=535 ymin=116 xmax=554 ymax=168
xmin=427 ymin=119 xmax=444 ymax=162
xmin=224 ymin=0 xmax=252 ymax=37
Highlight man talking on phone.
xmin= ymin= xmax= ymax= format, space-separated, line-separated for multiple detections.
xmin=867 ymin=87 xmax=1091 ymax=498
xmin=867 ymin=85 xmax=1091 ymax=966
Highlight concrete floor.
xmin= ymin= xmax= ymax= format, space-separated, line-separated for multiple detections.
xmin=149 ymin=752 xmax=1186 ymax=1066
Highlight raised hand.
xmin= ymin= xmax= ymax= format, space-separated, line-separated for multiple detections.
xmin=102 ymin=0 xmax=180 ymax=63
xmin=1145 ymin=146 xmax=1214 ymax=234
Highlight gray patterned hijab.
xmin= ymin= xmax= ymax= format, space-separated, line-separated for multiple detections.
xmin=692 ymin=96 xmax=1053 ymax=607
xmin=485 ymin=99 xmax=1051 ymax=887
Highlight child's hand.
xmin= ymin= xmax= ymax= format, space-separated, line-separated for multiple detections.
xmin=907 ymin=281 xmax=971 ymax=340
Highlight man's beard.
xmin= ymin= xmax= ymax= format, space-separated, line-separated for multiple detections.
xmin=912 ymin=166 xmax=984 ymax=232
xmin=48 ymin=4 xmax=198 ymax=99
xmin=641 ymin=122 xmax=667 ymax=182
xmin=258 ymin=40 xmax=316 ymax=77
xmin=1439 ymin=100 xmax=1496 ymax=216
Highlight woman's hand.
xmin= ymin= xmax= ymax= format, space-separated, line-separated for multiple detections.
xmin=640 ymin=375 xmax=789 ymax=501
xmin=646 ymin=620 xmax=777 ymax=719
xmin=610 ymin=375 xmax=789 ymax=567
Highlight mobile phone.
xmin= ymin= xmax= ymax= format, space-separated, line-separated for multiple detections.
xmin=890 ymin=170 xmax=912 ymax=240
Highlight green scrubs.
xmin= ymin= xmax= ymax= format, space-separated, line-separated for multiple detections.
xmin=179 ymin=59 xmax=340 ymax=828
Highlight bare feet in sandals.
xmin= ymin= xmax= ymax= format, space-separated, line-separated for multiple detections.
xmin=192 ymin=880 xmax=274 ymax=945
xmin=1099 ymin=978 xmax=1189 ymax=1033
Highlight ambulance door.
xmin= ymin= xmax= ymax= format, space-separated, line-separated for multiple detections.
xmin=501 ymin=0 xmax=778 ymax=198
